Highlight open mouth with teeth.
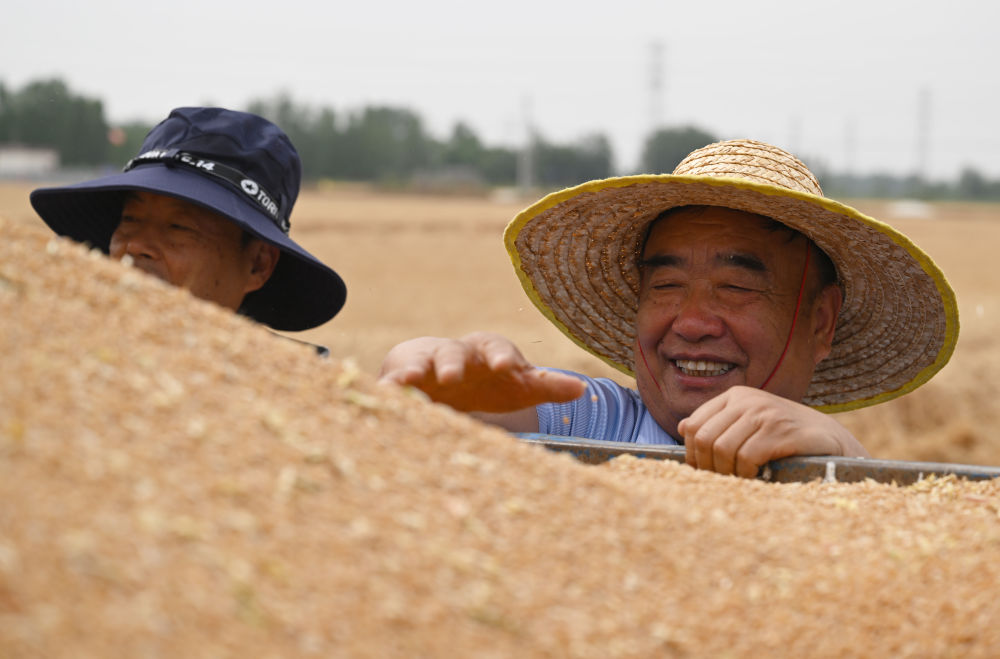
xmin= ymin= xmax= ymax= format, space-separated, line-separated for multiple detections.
xmin=674 ymin=359 xmax=735 ymax=377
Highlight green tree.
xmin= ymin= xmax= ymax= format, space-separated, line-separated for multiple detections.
xmin=640 ymin=126 xmax=717 ymax=174
xmin=957 ymin=167 xmax=988 ymax=199
xmin=479 ymin=146 xmax=518 ymax=185
xmin=0 ymin=78 xmax=108 ymax=166
xmin=341 ymin=106 xmax=432 ymax=182
xmin=442 ymin=122 xmax=483 ymax=167
xmin=534 ymin=133 xmax=614 ymax=186
xmin=309 ymin=108 xmax=343 ymax=180
xmin=247 ymin=93 xmax=336 ymax=181
xmin=0 ymin=82 xmax=11 ymax=143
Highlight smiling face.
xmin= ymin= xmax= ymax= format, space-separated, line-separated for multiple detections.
xmin=109 ymin=191 xmax=279 ymax=312
xmin=634 ymin=206 xmax=842 ymax=438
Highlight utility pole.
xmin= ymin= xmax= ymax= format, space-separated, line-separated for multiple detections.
xmin=648 ymin=40 xmax=665 ymax=135
xmin=517 ymin=95 xmax=534 ymax=194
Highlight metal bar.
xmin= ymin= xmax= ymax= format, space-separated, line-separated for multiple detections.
xmin=515 ymin=434 xmax=1000 ymax=485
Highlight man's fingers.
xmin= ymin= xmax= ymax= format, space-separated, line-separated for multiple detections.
xmin=378 ymin=337 xmax=450 ymax=382
xmin=679 ymin=392 xmax=728 ymax=470
xmin=377 ymin=353 xmax=434 ymax=387
xmin=467 ymin=332 xmax=531 ymax=372
xmin=687 ymin=415 xmax=749 ymax=474
xmin=685 ymin=421 xmax=761 ymax=477
xmin=377 ymin=334 xmax=584 ymax=414
xmin=378 ymin=366 xmax=421 ymax=387
xmin=452 ymin=368 xmax=585 ymax=413
xmin=707 ymin=417 xmax=757 ymax=476
xmin=680 ymin=389 xmax=730 ymax=432
xmin=681 ymin=389 xmax=755 ymax=476
xmin=681 ymin=387 xmax=844 ymax=478
xmin=524 ymin=369 xmax=586 ymax=404
xmin=689 ymin=435 xmax=715 ymax=472
xmin=431 ymin=341 xmax=476 ymax=384
xmin=735 ymin=439 xmax=767 ymax=479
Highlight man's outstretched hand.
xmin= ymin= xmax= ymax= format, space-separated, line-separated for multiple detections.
xmin=378 ymin=332 xmax=585 ymax=413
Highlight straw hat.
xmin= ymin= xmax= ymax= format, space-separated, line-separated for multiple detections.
xmin=504 ymin=139 xmax=959 ymax=413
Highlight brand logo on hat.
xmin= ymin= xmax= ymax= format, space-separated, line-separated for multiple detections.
xmin=124 ymin=149 xmax=291 ymax=234
xmin=240 ymin=179 xmax=281 ymax=221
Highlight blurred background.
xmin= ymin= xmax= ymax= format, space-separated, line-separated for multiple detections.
xmin=2 ymin=0 xmax=999 ymax=198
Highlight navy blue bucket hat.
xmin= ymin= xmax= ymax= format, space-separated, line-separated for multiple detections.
xmin=30 ymin=106 xmax=346 ymax=331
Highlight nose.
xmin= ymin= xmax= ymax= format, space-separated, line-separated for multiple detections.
xmin=670 ymin=283 xmax=726 ymax=342
xmin=109 ymin=221 xmax=159 ymax=262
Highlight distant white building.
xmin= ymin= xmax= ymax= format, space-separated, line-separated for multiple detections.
xmin=0 ymin=145 xmax=59 ymax=176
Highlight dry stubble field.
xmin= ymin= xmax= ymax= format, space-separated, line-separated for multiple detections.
xmin=3 ymin=181 xmax=1000 ymax=465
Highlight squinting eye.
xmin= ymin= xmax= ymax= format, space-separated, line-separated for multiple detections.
xmin=719 ymin=284 xmax=761 ymax=296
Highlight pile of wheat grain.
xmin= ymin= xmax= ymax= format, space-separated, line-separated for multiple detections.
xmin=2 ymin=215 xmax=999 ymax=657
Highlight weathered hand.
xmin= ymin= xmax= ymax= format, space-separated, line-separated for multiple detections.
xmin=377 ymin=332 xmax=585 ymax=413
xmin=677 ymin=385 xmax=869 ymax=478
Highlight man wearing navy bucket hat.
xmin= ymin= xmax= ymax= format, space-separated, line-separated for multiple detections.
xmin=30 ymin=107 xmax=346 ymax=333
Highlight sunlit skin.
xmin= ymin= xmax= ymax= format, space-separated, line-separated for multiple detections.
xmin=109 ymin=191 xmax=280 ymax=311
xmin=634 ymin=206 xmax=841 ymax=440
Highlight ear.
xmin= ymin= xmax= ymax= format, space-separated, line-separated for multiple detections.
xmin=243 ymin=240 xmax=280 ymax=294
xmin=811 ymin=283 xmax=842 ymax=366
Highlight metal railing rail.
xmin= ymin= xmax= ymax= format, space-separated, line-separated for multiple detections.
xmin=516 ymin=434 xmax=1000 ymax=485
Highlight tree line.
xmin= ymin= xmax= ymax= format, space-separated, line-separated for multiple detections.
xmin=0 ymin=78 xmax=734 ymax=188
xmin=3 ymin=77 xmax=1000 ymax=200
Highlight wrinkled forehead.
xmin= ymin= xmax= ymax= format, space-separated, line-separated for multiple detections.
xmin=641 ymin=205 xmax=800 ymax=258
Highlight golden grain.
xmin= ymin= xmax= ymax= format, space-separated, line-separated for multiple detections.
xmin=4 ymin=190 xmax=1000 ymax=656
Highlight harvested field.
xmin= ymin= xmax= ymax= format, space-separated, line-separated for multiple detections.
xmin=2 ymin=183 xmax=1000 ymax=656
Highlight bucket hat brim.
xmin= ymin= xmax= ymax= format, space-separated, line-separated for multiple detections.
xmin=31 ymin=163 xmax=346 ymax=331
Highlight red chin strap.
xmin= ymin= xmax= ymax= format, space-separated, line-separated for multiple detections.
xmin=637 ymin=240 xmax=812 ymax=394
xmin=638 ymin=340 xmax=663 ymax=394
xmin=759 ymin=240 xmax=811 ymax=391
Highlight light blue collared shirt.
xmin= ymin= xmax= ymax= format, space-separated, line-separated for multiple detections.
xmin=535 ymin=368 xmax=680 ymax=445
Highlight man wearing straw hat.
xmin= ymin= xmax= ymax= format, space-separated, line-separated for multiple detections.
xmin=30 ymin=106 xmax=347 ymax=336
xmin=380 ymin=140 xmax=958 ymax=478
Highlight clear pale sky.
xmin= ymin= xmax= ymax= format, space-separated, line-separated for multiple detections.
xmin=3 ymin=0 xmax=998 ymax=180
